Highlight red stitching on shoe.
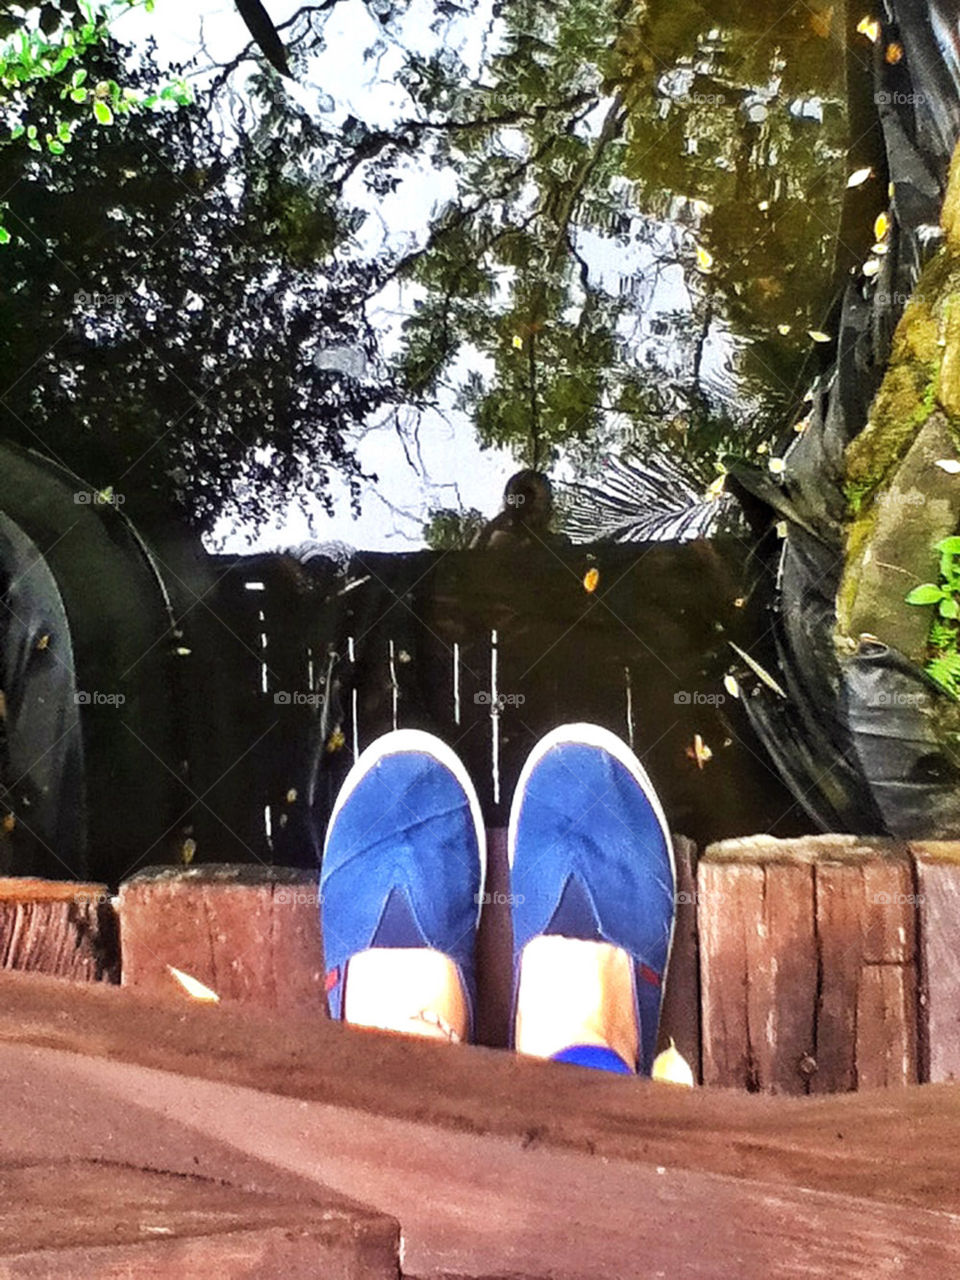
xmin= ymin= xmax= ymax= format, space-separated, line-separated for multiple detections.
xmin=325 ymin=967 xmax=340 ymax=994
xmin=638 ymin=963 xmax=661 ymax=988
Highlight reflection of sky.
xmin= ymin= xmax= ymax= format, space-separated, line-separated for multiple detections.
xmin=113 ymin=0 xmax=713 ymax=551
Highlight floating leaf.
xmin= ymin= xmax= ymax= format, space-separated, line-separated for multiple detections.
xmin=808 ymin=329 xmax=831 ymax=343
xmin=723 ymin=674 xmax=740 ymax=699
xmin=856 ymin=15 xmax=880 ymax=42
xmin=809 ymin=6 xmax=834 ymax=39
xmin=36 ymin=633 xmax=50 ymax=651
xmin=695 ymin=244 xmax=713 ymax=272
xmin=326 ymin=727 xmax=346 ymax=753
xmin=652 ymin=1038 xmax=695 ymax=1086
xmin=728 ymin=642 xmax=788 ymax=698
xmin=794 ymin=416 xmax=810 ymax=434
xmin=847 ymin=166 xmax=873 ymax=188
xmin=583 ymin=567 xmax=600 ymax=593
xmin=704 ymin=474 xmax=725 ymax=501
xmin=286 ymin=787 xmax=297 ymax=803
xmin=180 ymin=838 xmax=196 ymax=866
xmin=874 ymin=212 xmax=889 ymax=241
xmin=863 ymin=258 xmax=881 ymax=277
xmin=167 ymin=965 xmax=219 ymax=1002
xmin=685 ymin=734 xmax=713 ymax=770
xmin=768 ymin=457 xmax=786 ymax=475
xmin=777 ymin=323 xmax=791 ymax=335
xmin=511 ymin=334 xmax=523 ymax=349
xmin=885 ymin=41 xmax=903 ymax=64
xmin=936 ymin=459 xmax=960 ymax=474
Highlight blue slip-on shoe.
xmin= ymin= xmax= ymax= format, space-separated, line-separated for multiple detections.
xmin=320 ymin=729 xmax=486 ymax=1039
xmin=508 ymin=723 xmax=676 ymax=1075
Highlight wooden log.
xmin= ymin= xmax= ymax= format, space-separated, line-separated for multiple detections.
xmin=912 ymin=841 xmax=960 ymax=1083
xmin=0 ymin=1159 xmax=400 ymax=1279
xmin=118 ymin=865 xmax=326 ymax=1014
xmin=699 ymin=836 xmax=917 ymax=1094
xmin=0 ymin=878 xmax=118 ymax=982
xmin=656 ymin=835 xmax=700 ymax=1079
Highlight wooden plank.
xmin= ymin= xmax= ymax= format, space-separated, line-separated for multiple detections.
xmin=657 ymin=835 xmax=700 ymax=1079
xmin=912 ymin=841 xmax=960 ymax=1082
xmin=0 ymin=879 xmax=118 ymax=982
xmin=701 ymin=837 xmax=917 ymax=1094
xmin=699 ymin=858 xmax=817 ymax=1093
xmin=0 ymin=1159 xmax=400 ymax=1279
xmin=7 ymin=967 xmax=960 ymax=1239
xmin=813 ymin=855 xmax=917 ymax=1092
xmin=118 ymin=865 xmax=326 ymax=1014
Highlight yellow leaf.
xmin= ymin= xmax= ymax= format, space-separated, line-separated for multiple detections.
xmin=846 ymin=166 xmax=873 ymax=188
xmin=695 ymin=244 xmax=713 ymax=272
xmin=180 ymin=838 xmax=196 ymax=866
xmin=36 ymin=633 xmax=50 ymax=651
xmin=873 ymin=211 xmax=889 ymax=241
xmin=777 ymin=323 xmax=791 ymax=335
xmin=862 ymin=258 xmax=881 ymax=277
xmin=583 ymin=567 xmax=600 ymax=593
xmin=652 ymin=1038 xmax=695 ymax=1086
xmin=326 ymin=727 xmax=346 ymax=753
xmin=685 ymin=734 xmax=712 ymax=770
xmin=723 ymin=674 xmax=740 ymax=699
xmin=286 ymin=787 xmax=298 ymax=803
xmin=808 ymin=329 xmax=831 ymax=343
xmin=1 ymin=813 xmax=14 ymax=834
xmin=856 ymin=15 xmax=880 ymax=42
xmin=885 ymin=41 xmax=903 ymax=64
xmin=167 ymin=965 xmax=219 ymax=1002
xmin=705 ymin=474 xmax=725 ymax=501
xmin=512 ymin=335 xmax=523 ymax=349
xmin=768 ymin=457 xmax=786 ymax=475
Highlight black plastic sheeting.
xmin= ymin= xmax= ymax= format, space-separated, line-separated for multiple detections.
xmin=728 ymin=0 xmax=960 ymax=838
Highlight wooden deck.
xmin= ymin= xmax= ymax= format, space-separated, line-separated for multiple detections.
xmin=4 ymin=970 xmax=960 ymax=1277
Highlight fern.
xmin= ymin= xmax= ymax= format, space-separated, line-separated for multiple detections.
xmin=926 ymin=651 xmax=960 ymax=698
xmin=929 ymin=620 xmax=958 ymax=650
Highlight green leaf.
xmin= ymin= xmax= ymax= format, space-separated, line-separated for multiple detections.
xmin=70 ymin=87 xmax=87 ymax=102
xmin=905 ymin=583 xmax=944 ymax=606
xmin=72 ymin=68 xmax=87 ymax=88
xmin=936 ymin=537 xmax=960 ymax=555
xmin=0 ymin=227 xmax=10 ymax=245
xmin=46 ymin=138 xmax=64 ymax=154
xmin=9 ymin=124 xmax=24 ymax=139
xmin=940 ymin=598 xmax=960 ymax=620
xmin=93 ymin=100 xmax=112 ymax=125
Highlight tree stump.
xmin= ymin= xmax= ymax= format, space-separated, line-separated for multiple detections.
xmin=699 ymin=836 xmax=918 ymax=1093
xmin=0 ymin=878 xmax=118 ymax=982
xmin=117 ymin=865 xmax=326 ymax=1014
xmin=912 ymin=841 xmax=960 ymax=1083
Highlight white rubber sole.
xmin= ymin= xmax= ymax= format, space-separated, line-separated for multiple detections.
xmin=322 ymin=728 xmax=488 ymax=926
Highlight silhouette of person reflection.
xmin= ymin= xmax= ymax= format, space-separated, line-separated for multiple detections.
xmin=471 ymin=471 xmax=570 ymax=550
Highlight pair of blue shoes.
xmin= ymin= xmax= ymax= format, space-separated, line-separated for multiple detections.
xmin=320 ymin=724 xmax=675 ymax=1075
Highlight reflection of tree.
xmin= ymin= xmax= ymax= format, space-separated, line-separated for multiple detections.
xmin=0 ymin=37 xmax=389 ymax=533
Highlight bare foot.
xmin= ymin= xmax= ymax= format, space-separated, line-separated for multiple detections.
xmin=515 ymin=935 xmax=638 ymax=1069
xmin=343 ymin=948 xmax=468 ymax=1043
